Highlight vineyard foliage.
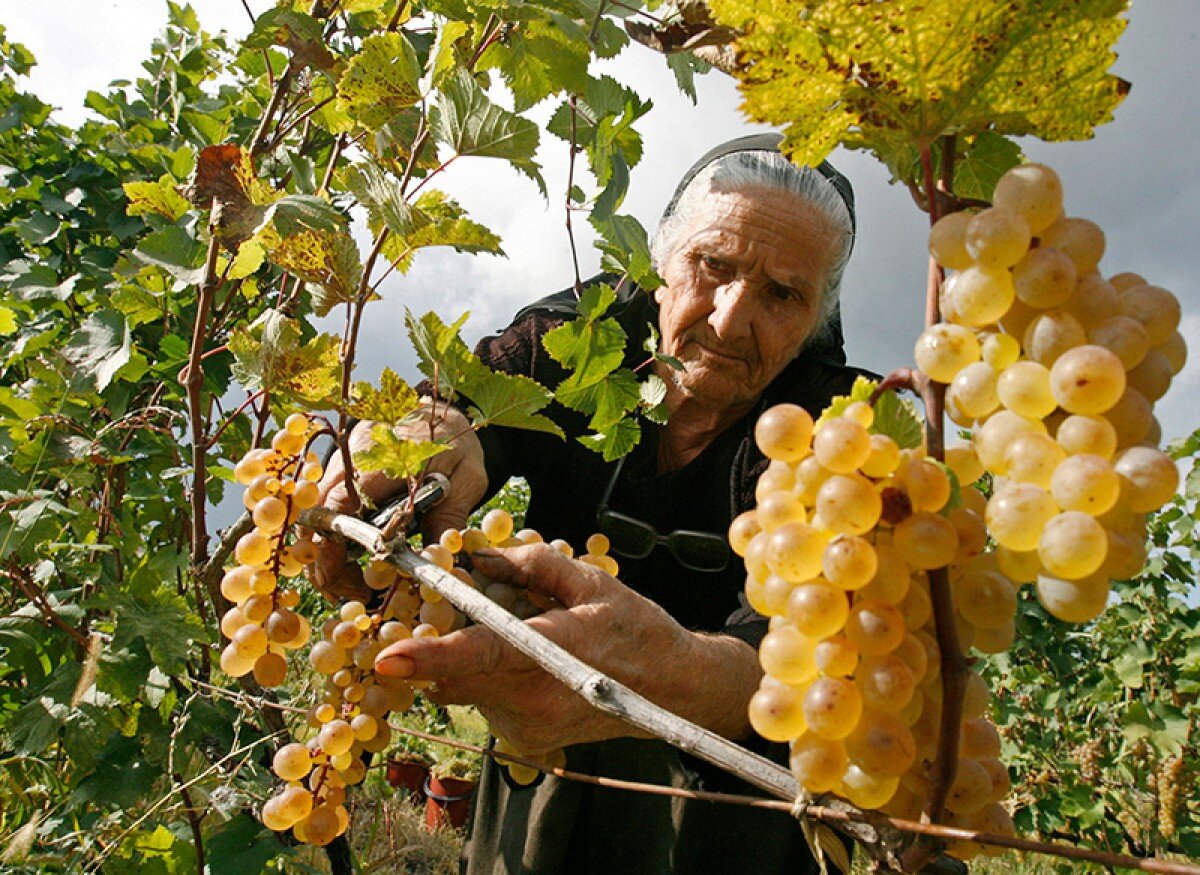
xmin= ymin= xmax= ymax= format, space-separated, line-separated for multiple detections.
xmin=0 ymin=0 xmax=1194 ymax=871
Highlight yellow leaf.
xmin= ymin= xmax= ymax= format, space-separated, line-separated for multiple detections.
xmin=263 ymin=228 xmax=363 ymax=316
xmin=338 ymin=32 xmax=423 ymax=130
xmin=123 ymin=175 xmax=191 ymax=221
xmin=345 ymin=368 xmax=420 ymax=425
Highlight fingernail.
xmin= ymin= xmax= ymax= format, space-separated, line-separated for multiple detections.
xmin=472 ymin=548 xmax=501 ymax=558
xmin=374 ymin=655 xmax=415 ymax=678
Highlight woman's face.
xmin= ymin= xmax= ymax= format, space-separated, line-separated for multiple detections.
xmin=655 ymin=187 xmax=841 ymax=411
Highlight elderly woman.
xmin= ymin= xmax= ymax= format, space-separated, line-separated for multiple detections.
xmin=316 ymin=135 xmax=867 ymax=873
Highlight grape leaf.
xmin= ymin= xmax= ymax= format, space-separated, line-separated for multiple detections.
xmin=227 ymin=310 xmax=343 ymax=408
xmin=122 ymin=176 xmax=190 ymax=221
xmin=578 ymin=416 xmax=640 ymax=462
xmin=0 ymin=304 xmax=15 ymax=335
xmin=93 ymin=587 xmax=204 ymax=676
xmin=556 ymin=367 xmax=641 ymax=431
xmin=590 ymin=212 xmax=660 ymax=290
xmin=477 ymin=19 xmax=590 ymax=112
xmin=354 ymin=424 xmax=449 ymax=480
xmin=459 ymin=361 xmax=563 ymax=436
xmin=542 ymin=287 xmax=627 ymax=379
xmin=378 ymin=190 xmax=503 ymax=274
xmin=131 ymin=227 xmax=207 ymax=286
xmin=405 ymin=309 xmax=475 ymax=396
xmin=63 ymin=310 xmax=132 ymax=392
xmin=816 ymin=376 xmax=923 ymax=450
xmin=345 ymin=162 xmax=416 ymax=240
xmin=345 ymin=367 xmax=420 ymax=425
xmin=263 ymin=227 xmax=362 ymax=317
xmin=429 ymin=20 xmax=470 ymax=89
xmin=640 ymin=373 xmax=669 ymax=424
xmin=708 ymin=0 xmax=1129 ymax=178
xmin=433 ymin=69 xmax=544 ymax=193
xmin=338 ymin=32 xmax=423 ymax=129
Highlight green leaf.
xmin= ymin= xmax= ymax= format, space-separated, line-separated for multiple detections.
xmin=953 ymin=133 xmax=1024 ymax=201
xmin=204 ymin=815 xmax=281 ymax=875
xmin=354 ymin=424 xmax=449 ymax=480
xmin=478 ymin=19 xmax=590 ymax=112
xmin=0 ymin=304 xmax=16 ymax=335
xmin=460 ymin=361 xmax=563 ymax=436
xmin=578 ymin=416 xmax=640 ymax=461
xmin=709 ymin=0 xmax=1130 ymax=174
xmin=379 ymin=189 xmax=504 ymax=273
xmin=123 ymin=175 xmax=191 ymax=221
xmin=63 ymin=309 xmax=132 ymax=391
xmin=429 ymin=20 xmax=470 ymax=88
xmin=405 ymin=309 xmax=474 ymax=396
xmin=15 ymin=211 xmax=61 ymax=245
xmin=590 ymin=212 xmax=659 ymax=290
xmin=263 ymin=227 xmax=362 ymax=317
xmin=557 ymin=367 xmax=641 ymax=430
xmin=345 ymin=367 xmax=420 ymax=425
xmin=131 ymin=226 xmax=207 ymax=285
xmin=640 ymin=373 xmax=669 ymax=424
xmin=433 ymin=69 xmax=544 ymax=192
xmin=347 ymin=162 xmax=417 ymax=240
xmin=338 ymin=32 xmax=423 ymax=129
xmin=592 ymin=150 xmax=628 ymax=222
xmin=542 ymin=306 xmax=627 ymax=380
xmin=94 ymin=586 xmax=204 ymax=676
xmin=264 ymin=193 xmax=347 ymax=237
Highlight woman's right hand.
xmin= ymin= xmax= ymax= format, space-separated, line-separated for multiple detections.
xmin=307 ymin=400 xmax=489 ymax=601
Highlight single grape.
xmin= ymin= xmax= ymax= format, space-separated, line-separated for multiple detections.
xmin=748 ymin=676 xmax=809 ymax=742
xmin=794 ymin=455 xmax=833 ymax=504
xmin=755 ymin=403 xmax=814 ymax=462
xmin=1113 ymin=446 xmax=1180 ymax=513
xmin=993 ymin=163 xmax=1063 ymax=233
xmin=1023 ymin=309 xmax=1087 ymax=366
xmin=972 ymin=409 xmax=1046 ymax=475
xmin=996 ymin=545 xmax=1041 ymax=584
xmin=840 ymin=763 xmax=900 ymax=810
xmin=986 ymin=482 xmax=1059 ymax=551
xmin=947 ymin=362 xmax=1000 ymax=419
xmin=899 ymin=455 xmax=952 ymax=513
xmin=822 ymin=535 xmax=877 ymax=591
xmin=1012 ymin=246 xmax=1076 ymax=308
xmin=855 ymin=655 xmax=916 ymax=712
xmin=1088 ymin=315 xmax=1150 ymax=370
xmin=1118 ymin=284 xmax=1182 ymax=345
xmin=846 ymin=710 xmax=916 ymax=778
xmin=1061 ymin=271 xmax=1119 ymax=329
xmin=928 ymin=211 xmax=975 ymax=270
xmin=1126 ymin=349 xmax=1173 ymax=402
xmin=1036 ymin=572 xmax=1110 ymax=623
xmin=860 ymin=433 xmax=902 ymax=478
xmin=1049 ymin=345 xmax=1126 ymax=415
xmin=815 ymin=474 xmax=881 ymax=536
xmin=756 ymin=490 xmax=808 ymax=531
xmin=952 ymin=567 xmax=1017 ymax=628
xmin=1104 ymin=386 xmax=1153 ymax=449
xmin=1055 ymin=414 xmax=1118 ymax=459
xmin=219 ymin=643 xmax=255 ymax=678
xmin=997 ymin=360 xmax=1058 ymax=419
xmin=767 ymin=522 xmax=828 ymax=583
xmin=914 ymin=324 xmax=981 ymax=383
xmin=482 ymin=509 xmax=515 ymax=544
xmin=787 ymin=583 xmax=850 ymax=639
xmin=802 ymin=676 xmax=863 ymax=740
xmin=1002 ymin=432 xmax=1065 ymax=489
xmin=253 ymin=652 xmax=288 ymax=687
xmin=944 ymin=445 xmax=984 ymax=486
xmin=856 ymin=544 xmax=911 ymax=605
xmin=1039 ymin=217 xmax=1105 ymax=274
xmin=844 ymin=600 xmax=907 ymax=657
xmin=942 ymin=266 xmax=1015 ymax=328
xmin=756 ymin=460 xmax=797 ymax=500
xmin=812 ymin=418 xmax=871 ymax=474
xmin=949 ymin=507 xmax=987 ymax=562
xmin=945 ymin=757 xmax=994 ymax=815
xmin=220 ymin=565 xmax=254 ymax=603
xmin=790 ymin=732 xmax=850 ymax=793
xmin=965 ymin=207 xmax=1031 ymax=270
xmin=1156 ymin=330 xmax=1188 ymax=375
xmin=981 ymin=331 xmax=1022 ymax=370
xmin=759 ymin=625 xmax=819 ymax=685
xmin=234 ymin=530 xmax=272 ymax=567
xmin=892 ymin=512 xmax=958 ymax=570
xmin=814 ymin=636 xmax=859 ymax=678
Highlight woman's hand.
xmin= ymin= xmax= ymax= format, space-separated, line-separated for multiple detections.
xmin=307 ymin=401 xmax=488 ymax=601
xmin=374 ymin=543 xmax=762 ymax=754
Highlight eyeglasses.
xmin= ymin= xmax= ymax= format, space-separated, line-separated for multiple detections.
xmin=595 ymin=456 xmax=731 ymax=573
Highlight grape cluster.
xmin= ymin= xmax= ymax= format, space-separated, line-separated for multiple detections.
xmin=1157 ymin=755 xmax=1185 ymax=840
xmin=737 ymin=402 xmax=1014 ymax=856
xmin=220 ymin=413 xmax=322 ymax=685
xmin=922 ymin=162 xmax=1184 ymax=623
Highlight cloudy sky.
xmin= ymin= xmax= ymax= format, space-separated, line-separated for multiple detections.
xmin=4 ymin=1 xmax=1197 ymax=442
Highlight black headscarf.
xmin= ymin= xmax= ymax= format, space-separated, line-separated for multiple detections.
xmin=659 ymin=133 xmax=855 ymax=364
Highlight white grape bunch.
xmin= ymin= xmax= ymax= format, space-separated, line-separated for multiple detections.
xmin=740 ymin=402 xmax=1016 ymax=857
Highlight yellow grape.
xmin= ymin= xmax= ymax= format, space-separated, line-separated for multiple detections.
xmin=1039 ymin=217 xmax=1105 ymax=274
xmin=1056 ymin=414 xmax=1118 ymax=459
xmin=960 ymin=719 xmax=1002 ymax=759
xmin=318 ymin=720 xmax=355 ymax=757
xmin=756 ymin=460 xmax=796 ymax=500
xmin=1062 ymin=271 xmax=1119 ymax=329
xmin=786 ymin=583 xmax=849 ymax=639
xmin=234 ymin=531 xmax=272 ymax=567
xmin=1089 ymin=315 xmax=1150 ymax=370
xmin=964 ymin=207 xmax=1030 ymax=270
xmin=1050 ymin=345 xmax=1126 ymax=415
xmin=947 ymin=362 xmax=1000 ymax=420
xmin=1002 ymin=432 xmax=1065 ymax=488
xmin=767 ymin=522 xmax=827 ymax=582
xmin=481 ymin=509 xmax=515 ymax=544
xmin=728 ymin=511 xmax=762 ymax=557
xmin=232 ymin=624 xmax=268 ymax=659
xmin=254 ymin=652 xmax=288 ymax=687
xmin=756 ymin=491 xmax=807 ymax=531
xmin=914 ymin=324 xmax=981 ymax=383
xmin=942 ymin=266 xmax=1015 ymax=328
xmin=1118 ymin=284 xmax=1182 ymax=345
xmin=855 ymin=654 xmax=916 ymax=711
xmin=253 ymin=496 xmax=288 ymax=532
xmin=273 ymin=743 xmax=314 ymax=782
xmin=802 ymin=676 xmax=863 ymax=740
xmin=790 ymin=732 xmax=850 ymax=793
xmin=973 ymin=410 xmax=1046 ymax=475
xmin=1050 ymin=454 xmax=1119 ymax=515
xmin=993 ymin=163 xmax=1063 ymax=234
xmin=759 ymin=624 xmax=819 ymax=685
xmin=856 ymin=544 xmax=910 ymax=604
xmin=815 ymin=474 xmax=881 ymax=536
xmin=899 ymin=456 xmax=951 ymax=513
xmin=945 ymin=757 xmax=994 ymax=816
xmin=219 ymin=643 xmax=255 ymax=678
xmin=234 ymin=452 xmax=268 ymax=485
xmin=748 ymin=676 xmax=808 ymax=742
xmin=1023 ymin=309 xmax=1087 ymax=366
xmin=1156 ymin=330 xmax=1188 ymax=375
xmin=986 ymin=482 xmax=1058 ymax=551
xmin=840 ymin=764 xmax=899 ymax=810
xmin=794 ymin=455 xmax=834 ymax=504
xmin=928 ymin=211 xmax=975 ymax=270
xmin=1038 ymin=511 xmax=1108 ymax=580
xmin=310 ymin=641 xmax=345 ymax=675
xmin=860 ymin=433 xmax=901 ymax=478
xmin=220 ymin=565 xmax=254 ymax=603
xmin=892 ymin=512 xmax=958 ymax=570
xmin=821 ymin=536 xmax=877 ymax=591
xmin=996 ymin=545 xmax=1041 ymax=584
xmin=845 ymin=710 xmax=916 ymax=778
xmin=944 ymin=445 xmax=984 ymax=487
xmin=262 ymin=796 xmax=295 ymax=832
xmin=1101 ymin=528 xmax=1147 ymax=580
xmin=952 ymin=568 xmax=1017 ymax=628
xmin=844 ymin=600 xmax=907 ymax=657
xmin=1109 ymin=272 xmax=1147 ymax=293
xmin=298 ymin=804 xmax=340 ymax=846
xmin=812 ymin=418 xmax=871 ymax=474
xmin=1012 ymin=246 xmax=1076 ymax=309
xmin=1126 ymin=349 xmax=1174 ymax=402
xmin=814 ymin=636 xmax=859 ymax=678
xmin=278 ymin=785 xmax=314 ymax=823
xmin=755 ymin=403 xmax=814 ymax=463
xmin=949 ymin=507 xmax=987 ymax=562
xmin=892 ymin=634 xmax=929 ymax=682
xmin=1105 ymin=386 xmax=1153 ymax=449
xmin=900 ymin=581 xmax=933 ymax=630
xmin=997 ymin=361 xmax=1057 ymax=419
xmin=1113 ymin=446 xmax=1179 ymax=513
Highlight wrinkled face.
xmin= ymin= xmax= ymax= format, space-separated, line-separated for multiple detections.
xmin=655 ymin=187 xmax=840 ymax=411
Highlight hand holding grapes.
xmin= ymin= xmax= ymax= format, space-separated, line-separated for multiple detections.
xmin=374 ymin=542 xmax=761 ymax=754
xmin=308 ymin=401 xmax=489 ymax=600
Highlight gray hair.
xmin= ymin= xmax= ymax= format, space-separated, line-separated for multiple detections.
xmin=649 ymin=150 xmax=855 ymax=340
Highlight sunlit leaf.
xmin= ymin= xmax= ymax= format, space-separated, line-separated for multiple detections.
xmin=354 ymin=424 xmax=449 ymax=480
xmin=578 ymin=416 xmax=640 ymax=461
xmin=345 ymin=367 xmax=420 ymax=425
xmin=338 ymin=32 xmax=423 ymax=129
xmin=228 ymin=310 xmax=343 ymax=407
xmin=122 ymin=175 xmax=190 ymax=221
xmin=63 ymin=310 xmax=131 ymax=391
